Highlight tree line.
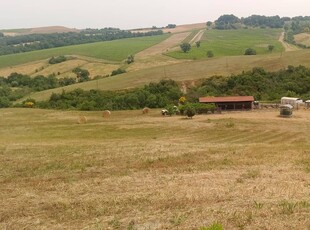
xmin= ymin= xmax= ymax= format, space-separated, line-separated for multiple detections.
xmin=213 ymin=14 xmax=310 ymax=30
xmin=1 ymin=66 xmax=310 ymax=109
xmin=0 ymin=28 xmax=163 ymax=56
xmin=187 ymin=65 xmax=310 ymax=102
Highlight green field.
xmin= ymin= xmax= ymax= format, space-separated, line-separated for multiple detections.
xmin=0 ymin=34 xmax=170 ymax=69
xmin=1 ymin=108 xmax=309 ymax=229
xmin=167 ymin=28 xmax=284 ymax=59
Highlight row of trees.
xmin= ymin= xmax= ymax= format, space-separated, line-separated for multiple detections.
xmin=284 ymin=17 xmax=310 ymax=48
xmin=37 ymin=80 xmax=182 ymax=111
xmin=214 ymin=14 xmax=293 ymax=30
xmin=0 ymin=28 xmax=163 ymax=55
xmin=187 ymin=66 xmax=310 ymax=102
xmin=1 ymin=66 xmax=310 ymax=109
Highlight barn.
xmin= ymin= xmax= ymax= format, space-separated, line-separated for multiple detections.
xmin=199 ymin=96 xmax=254 ymax=110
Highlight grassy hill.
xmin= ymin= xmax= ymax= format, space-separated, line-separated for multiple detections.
xmin=2 ymin=27 xmax=310 ymax=104
xmin=0 ymin=26 xmax=79 ymax=36
xmin=167 ymin=28 xmax=284 ymax=59
xmin=19 ymin=49 xmax=310 ymax=102
xmin=1 ymin=108 xmax=309 ymax=229
xmin=0 ymin=34 xmax=170 ymax=69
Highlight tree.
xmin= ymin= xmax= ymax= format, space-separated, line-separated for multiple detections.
xmin=195 ymin=41 xmax=201 ymax=48
xmin=244 ymin=48 xmax=257 ymax=55
xmin=72 ymin=67 xmax=90 ymax=82
xmin=126 ymin=54 xmax=134 ymax=64
xmin=268 ymin=45 xmax=275 ymax=52
xmin=206 ymin=21 xmax=212 ymax=27
xmin=167 ymin=24 xmax=176 ymax=28
xmin=207 ymin=50 xmax=214 ymax=58
xmin=180 ymin=42 xmax=191 ymax=53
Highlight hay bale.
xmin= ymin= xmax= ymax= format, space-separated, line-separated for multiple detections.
xmin=142 ymin=107 xmax=150 ymax=114
xmin=77 ymin=116 xmax=87 ymax=124
xmin=102 ymin=110 xmax=111 ymax=118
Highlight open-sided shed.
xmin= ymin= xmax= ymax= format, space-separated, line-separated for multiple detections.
xmin=199 ymin=96 xmax=254 ymax=110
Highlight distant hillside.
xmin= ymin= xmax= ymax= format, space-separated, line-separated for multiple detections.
xmin=0 ymin=26 xmax=79 ymax=36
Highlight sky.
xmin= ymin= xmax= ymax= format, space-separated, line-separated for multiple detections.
xmin=0 ymin=0 xmax=309 ymax=30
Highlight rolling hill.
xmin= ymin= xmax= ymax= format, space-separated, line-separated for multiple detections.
xmin=0 ymin=26 xmax=79 ymax=36
xmin=1 ymin=23 xmax=309 ymax=104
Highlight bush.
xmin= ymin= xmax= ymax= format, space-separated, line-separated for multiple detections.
xmin=179 ymin=103 xmax=216 ymax=115
xmin=48 ymin=56 xmax=67 ymax=64
xmin=111 ymin=68 xmax=126 ymax=76
xmin=207 ymin=50 xmax=214 ymax=58
xmin=244 ymin=48 xmax=257 ymax=55
xmin=180 ymin=43 xmax=191 ymax=53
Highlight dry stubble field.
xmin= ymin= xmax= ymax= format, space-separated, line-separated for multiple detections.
xmin=0 ymin=108 xmax=309 ymax=229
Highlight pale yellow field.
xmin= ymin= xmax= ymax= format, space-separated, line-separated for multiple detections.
xmin=0 ymin=108 xmax=309 ymax=229
xmin=295 ymin=33 xmax=310 ymax=46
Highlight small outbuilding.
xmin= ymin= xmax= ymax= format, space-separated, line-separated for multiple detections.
xmin=279 ymin=104 xmax=293 ymax=117
xmin=199 ymin=96 xmax=254 ymax=110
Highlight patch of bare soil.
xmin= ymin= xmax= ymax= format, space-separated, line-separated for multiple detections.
xmin=279 ymin=32 xmax=301 ymax=52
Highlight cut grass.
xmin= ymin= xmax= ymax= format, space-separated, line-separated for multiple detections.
xmin=0 ymin=108 xmax=309 ymax=229
xmin=167 ymin=28 xmax=284 ymax=59
xmin=0 ymin=34 xmax=170 ymax=69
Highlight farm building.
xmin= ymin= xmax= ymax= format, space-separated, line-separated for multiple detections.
xmin=281 ymin=97 xmax=303 ymax=108
xmin=199 ymin=96 xmax=254 ymax=110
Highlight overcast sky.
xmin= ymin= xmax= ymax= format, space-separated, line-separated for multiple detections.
xmin=0 ymin=0 xmax=309 ymax=29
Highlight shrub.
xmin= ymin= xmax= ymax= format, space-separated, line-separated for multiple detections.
xmin=111 ymin=68 xmax=126 ymax=76
xmin=244 ymin=48 xmax=257 ymax=55
xmin=207 ymin=50 xmax=214 ymax=57
xmin=180 ymin=42 xmax=191 ymax=53
xmin=48 ymin=56 xmax=67 ymax=64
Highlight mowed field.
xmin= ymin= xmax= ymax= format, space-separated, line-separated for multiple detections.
xmin=167 ymin=28 xmax=284 ymax=59
xmin=0 ymin=108 xmax=309 ymax=229
xmin=295 ymin=33 xmax=310 ymax=46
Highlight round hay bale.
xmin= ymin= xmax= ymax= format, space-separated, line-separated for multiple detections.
xmin=102 ymin=110 xmax=111 ymax=118
xmin=142 ymin=107 xmax=150 ymax=114
xmin=77 ymin=116 xmax=87 ymax=124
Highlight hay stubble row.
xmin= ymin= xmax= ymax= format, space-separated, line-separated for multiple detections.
xmin=0 ymin=108 xmax=309 ymax=229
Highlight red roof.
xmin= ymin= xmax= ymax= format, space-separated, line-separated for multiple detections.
xmin=199 ymin=96 xmax=254 ymax=103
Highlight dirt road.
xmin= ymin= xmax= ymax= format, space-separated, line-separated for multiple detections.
xmin=278 ymin=32 xmax=300 ymax=52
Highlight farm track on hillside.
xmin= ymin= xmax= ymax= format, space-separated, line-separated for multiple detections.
xmin=279 ymin=32 xmax=301 ymax=52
